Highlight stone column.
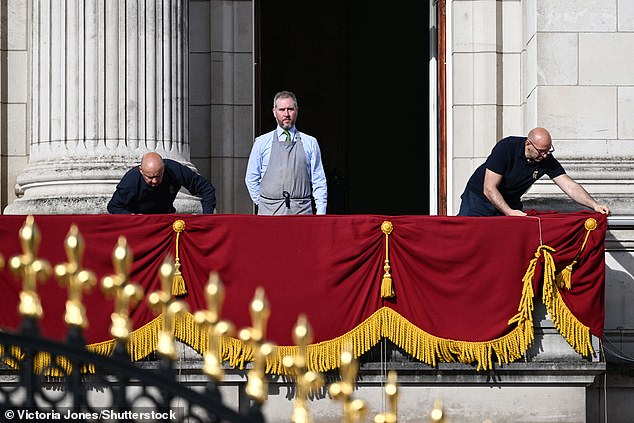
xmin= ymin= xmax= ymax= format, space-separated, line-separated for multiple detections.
xmin=5 ymin=0 xmax=200 ymax=214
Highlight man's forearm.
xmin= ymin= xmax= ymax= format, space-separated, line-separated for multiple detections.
xmin=564 ymin=182 xmax=600 ymax=209
xmin=555 ymin=175 xmax=600 ymax=209
xmin=483 ymin=187 xmax=514 ymax=216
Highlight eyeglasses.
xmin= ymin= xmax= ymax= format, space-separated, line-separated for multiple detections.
xmin=527 ymin=138 xmax=555 ymax=157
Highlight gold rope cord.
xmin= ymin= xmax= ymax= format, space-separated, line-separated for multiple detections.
xmin=555 ymin=217 xmax=597 ymax=290
xmin=171 ymin=219 xmax=187 ymax=296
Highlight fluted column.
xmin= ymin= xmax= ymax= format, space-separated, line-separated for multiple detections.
xmin=5 ymin=0 xmax=198 ymax=214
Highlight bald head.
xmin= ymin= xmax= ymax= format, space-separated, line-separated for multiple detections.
xmin=528 ymin=127 xmax=552 ymax=145
xmin=140 ymin=152 xmax=165 ymax=187
xmin=525 ymin=127 xmax=554 ymax=162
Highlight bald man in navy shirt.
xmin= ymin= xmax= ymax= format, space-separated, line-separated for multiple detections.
xmin=108 ymin=152 xmax=216 ymax=214
xmin=458 ymin=127 xmax=610 ymax=216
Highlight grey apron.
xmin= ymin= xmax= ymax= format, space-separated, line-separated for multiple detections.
xmin=258 ymin=133 xmax=312 ymax=215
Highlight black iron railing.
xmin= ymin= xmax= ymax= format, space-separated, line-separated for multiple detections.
xmin=0 ymin=318 xmax=263 ymax=423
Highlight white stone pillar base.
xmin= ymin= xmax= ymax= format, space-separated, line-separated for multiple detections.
xmin=3 ymin=156 xmax=202 ymax=214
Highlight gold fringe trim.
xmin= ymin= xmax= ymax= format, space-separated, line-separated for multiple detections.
xmin=267 ymin=309 xmax=385 ymax=375
xmin=168 ymin=310 xmax=382 ymax=374
xmin=380 ymin=221 xmax=395 ymax=299
xmin=87 ymin=315 xmax=164 ymax=361
xmin=0 ymin=348 xmax=97 ymax=377
xmin=1 ymin=316 xmax=165 ymax=375
xmin=171 ymin=219 xmax=187 ymax=296
xmin=175 ymin=302 xmax=535 ymax=374
xmin=505 ymin=245 xmax=543 ymax=353
xmin=381 ymin=307 xmax=532 ymax=372
xmin=555 ymin=217 xmax=597 ymax=290
xmin=541 ymin=247 xmax=594 ymax=357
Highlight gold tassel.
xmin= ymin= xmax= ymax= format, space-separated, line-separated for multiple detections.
xmin=172 ymin=261 xmax=187 ymax=296
xmin=555 ymin=262 xmax=575 ymax=290
xmin=555 ymin=217 xmax=597 ymax=290
xmin=171 ymin=219 xmax=187 ymax=296
xmin=380 ymin=221 xmax=395 ymax=299
xmin=381 ymin=275 xmax=394 ymax=299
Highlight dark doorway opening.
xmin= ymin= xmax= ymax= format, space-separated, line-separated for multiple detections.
xmin=256 ymin=1 xmax=430 ymax=215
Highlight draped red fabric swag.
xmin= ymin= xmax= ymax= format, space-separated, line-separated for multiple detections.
xmin=0 ymin=212 xmax=606 ymax=372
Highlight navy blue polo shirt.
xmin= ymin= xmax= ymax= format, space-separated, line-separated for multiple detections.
xmin=107 ymin=159 xmax=216 ymax=214
xmin=461 ymin=136 xmax=565 ymax=215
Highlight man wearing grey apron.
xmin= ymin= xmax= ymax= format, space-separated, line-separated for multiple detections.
xmin=245 ymin=91 xmax=328 ymax=215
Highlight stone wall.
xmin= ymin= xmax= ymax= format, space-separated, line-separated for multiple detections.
xmin=451 ymin=0 xmax=524 ymax=213
xmin=523 ymin=0 xmax=634 ymax=215
xmin=0 ymin=0 xmax=29 ymax=208
xmin=189 ymin=0 xmax=253 ymax=214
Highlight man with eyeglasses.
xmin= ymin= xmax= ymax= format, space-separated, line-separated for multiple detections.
xmin=458 ymin=127 xmax=610 ymax=216
xmin=107 ymin=152 xmax=216 ymax=214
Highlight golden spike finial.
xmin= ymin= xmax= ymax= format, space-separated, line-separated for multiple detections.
xmin=148 ymin=256 xmax=189 ymax=360
xmin=374 ymin=370 xmax=398 ymax=423
xmin=9 ymin=216 xmax=51 ymax=319
xmin=430 ymin=399 xmax=444 ymax=422
xmin=238 ymin=287 xmax=274 ymax=403
xmin=54 ymin=225 xmax=97 ymax=328
xmin=249 ymin=286 xmax=270 ymax=342
xmin=283 ymin=314 xmax=324 ymax=423
xmin=329 ymin=342 xmax=367 ymax=423
xmin=102 ymin=236 xmax=144 ymax=340
xmin=194 ymin=271 xmax=235 ymax=381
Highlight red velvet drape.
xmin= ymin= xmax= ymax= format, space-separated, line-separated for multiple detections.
xmin=0 ymin=212 xmax=605 ymax=366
